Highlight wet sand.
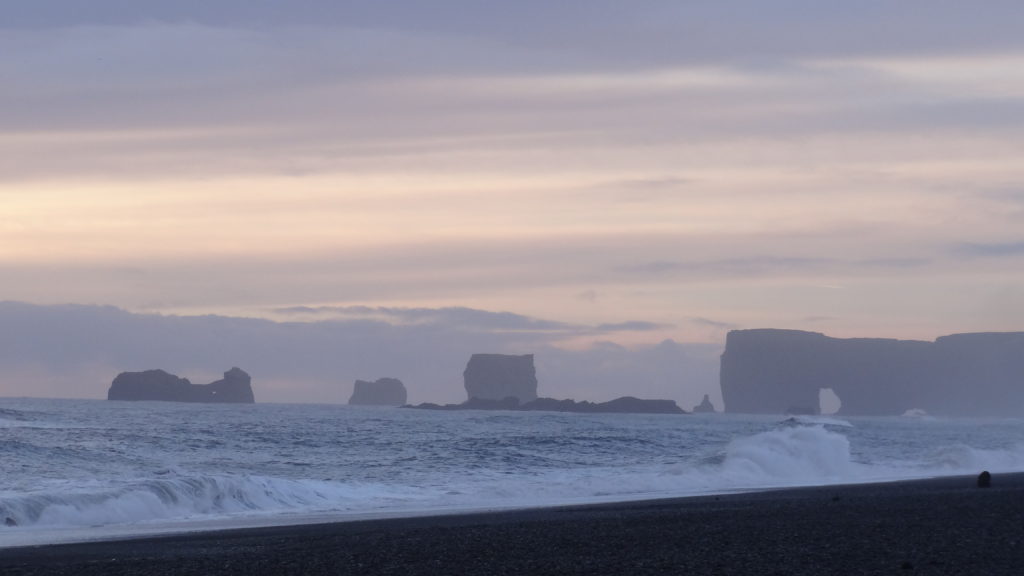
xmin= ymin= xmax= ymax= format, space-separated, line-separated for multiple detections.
xmin=2 ymin=473 xmax=1022 ymax=575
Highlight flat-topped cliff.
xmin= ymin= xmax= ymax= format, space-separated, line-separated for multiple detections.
xmin=720 ymin=329 xmax=1024 ymax=416
xmin=349 ymin=377 xmax=407 ymax=406
xmin=464 ymin=354 xmax=538 ymax=403
xmin=108 ymin=367 xmax=255 ymax=403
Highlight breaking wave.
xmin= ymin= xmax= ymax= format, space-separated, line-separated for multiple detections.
xmin=2 ymin=399 xmax=1023 ymax=544
xmin=0 ymin=426 xmax=867 ymax=531
xmin=0 ymin=474 xmax=431 ymax=530
xmin=718 ymin=424 xmax=860 ymax=485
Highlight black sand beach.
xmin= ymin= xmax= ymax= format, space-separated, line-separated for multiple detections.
xmin=2 ymin=473 xmax=1022 ymax=575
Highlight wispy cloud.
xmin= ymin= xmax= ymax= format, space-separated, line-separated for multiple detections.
xmin=853 ymin=258 xmax=932 ymax=268
xmin=574 ymin=289 xmax=599 ymax=302
xmin=621 ymin=255 xmax=935 ymax=279
xmin=689 ymin=317 xmax=737 ymax=330
xmin=803 ymin=316 xmax=836 ymax=324
xmin=620 ymin=257 xmax=833 ymax=277
xmin=271 ymin=305 xmax=673 ymax=337
xmin=954 ymin=241 xmax=1024 ymax=258
xmin=272 ymin=305 xmax=575 ymax=332
xmin=574 ymin=176 xmax=693 ymax=205
xmin=595 ymin=321 xmax=673 ymax=332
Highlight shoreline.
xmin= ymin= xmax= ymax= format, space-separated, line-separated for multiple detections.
xmin=2 ymin=473 xmax=1022 ymax=575
xmin=0 ymin=472 xmax=983 ymax=550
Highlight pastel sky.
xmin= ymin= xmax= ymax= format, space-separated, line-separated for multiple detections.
xmin=4 ymin=0 xmax=1024 ymax=352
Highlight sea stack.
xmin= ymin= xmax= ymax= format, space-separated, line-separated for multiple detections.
xmin=349 ymin=378 xmax=408 ymax=406
xmin=463 ymin=354 xmax=538 ymax=404
xmin=692 ymin=394 xmax=716 ymax=413
xmin=108 ymin=367 xmax=255 ymax=403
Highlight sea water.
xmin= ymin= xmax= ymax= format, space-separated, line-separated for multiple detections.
xmin=2 ymin=398 xmax=1023 ymax=547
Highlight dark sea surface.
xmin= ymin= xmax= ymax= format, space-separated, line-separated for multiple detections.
xmin=2 ymin=398 xmax=1022 ymax=546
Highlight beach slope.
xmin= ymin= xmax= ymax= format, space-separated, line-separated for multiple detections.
xmin=2 ymin=474 xmax=1022 ymax=575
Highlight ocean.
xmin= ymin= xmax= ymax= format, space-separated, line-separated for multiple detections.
xmin=2 ymin=398 xmax=1023 ymax=548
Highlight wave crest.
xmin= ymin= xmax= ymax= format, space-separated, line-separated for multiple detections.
xmin=0 ymin=474 xmax=374 ymax=529
xmin=720 ymin=425 xmax=859 ymax=484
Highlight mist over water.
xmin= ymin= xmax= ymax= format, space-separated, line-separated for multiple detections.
xmin=2 ymin=398 xmax=1023 ymax=547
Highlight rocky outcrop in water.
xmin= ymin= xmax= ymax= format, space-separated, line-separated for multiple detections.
xmin=409 ymin=395 xmax=684 ymax=414
xmin=691 ymin=394 xmax=716 ymax=413
xmin=108 ymin=367 xmax=255 ymax=403
xmin=410 ymin=352 xmax=684 ymax=414
xmin=463 ymin=354 xmax=538 ymax=403
xmin=720 ymin=329 xmax=1024 ymax=417
xmin=565 ymin=396 xmax=683 ymax=414
xmin=349 ymin=378 xmax=407 ymax=406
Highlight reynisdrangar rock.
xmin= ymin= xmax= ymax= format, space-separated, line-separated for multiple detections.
xmin=463 ymin=354 xmax=538 ymax=403
xmin=349 ymin=377 xmax=408 ymax=406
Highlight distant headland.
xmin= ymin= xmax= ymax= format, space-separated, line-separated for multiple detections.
xmin=720 ymin=329 xmax=1024 ymax=417
xmin=107 ymin=367 xmax=255 ymax=403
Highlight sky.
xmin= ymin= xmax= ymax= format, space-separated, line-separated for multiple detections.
xmin=2 ymin=2 xmax=1023 ymax=403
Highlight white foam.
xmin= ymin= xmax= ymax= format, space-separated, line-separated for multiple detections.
xmin=4 ymin=400 xmax=1024 ymax=549
xmin=0 ymin=474 xmax=444 ymax=532
xmin=924 ymin=443 xmax=1024 ymax=474
xmin=9 ymin=423 xmax=1016 ymax=539
xmin=785 ymin=415 xmax=854 ymax=427
xmin=718 ymin=424 xmax=860 ymax=485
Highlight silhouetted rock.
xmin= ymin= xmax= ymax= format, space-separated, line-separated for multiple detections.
xmin=349 ymin=378 xmax=407 ymax=406
xmin=464 ymin=396 xmax=522 ymax=410
xmin=978 ymin=471 xmax=992 ymax=488
xmin=406 ymin=352 xmax=683 ymax=414
xmin=463 ymin=354 xmax=538 ymax=403
xmin=584 ymin=396 xmax=684 ymax=414
xmin=720 ymin=329 xmax=1024 ymax=416
xmin=409 ymin=396 xmax=684 ymax=414
xmin=692 ymin=394 xmax=716 ymax=413
xmin=519 ymin=397 xmax=581 ymax=412
xmin=107 ymin=367 xmax=254 ymax=403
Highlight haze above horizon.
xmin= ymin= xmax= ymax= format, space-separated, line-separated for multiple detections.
xmin=3 ymin=2 xmax=1023 ymax=374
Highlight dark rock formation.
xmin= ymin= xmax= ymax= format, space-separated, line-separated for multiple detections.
xmin=720 ymin=329 xmax=1024 ymax=417
xmin=408 ymin=396 xmax=684 ymax=414
xmin=409 ymin=352 xmax=683 ymax=414
xmin=348 ymin=378 xmax=407 ymax=406
xmin=107 ymin=367 xmax=255 ymax=403
xmin=692 ymin=394 xmax=716 ymax=413
xmin=978 ymin=471 xmax=992 ymax=488
xmin=463 ymin=354 xmax=538 ymax=403
xmin=463 ymin=396 xmax=523 ymax=411
xmin=565 ymin=396 xmax=683 ymax=414
xmin=518 ymin=397 xmax=582 ymax=412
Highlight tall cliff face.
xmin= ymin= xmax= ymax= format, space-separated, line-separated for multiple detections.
xmin=720 ymin=330 xmax=1024 ymax=417
xmin=108 ymin=367 xmax=255 ymax=403
xmin=349 ymin=377 xmax=408 ymax=406
xmin=463 ymin=354 xmax=538 ymax=403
